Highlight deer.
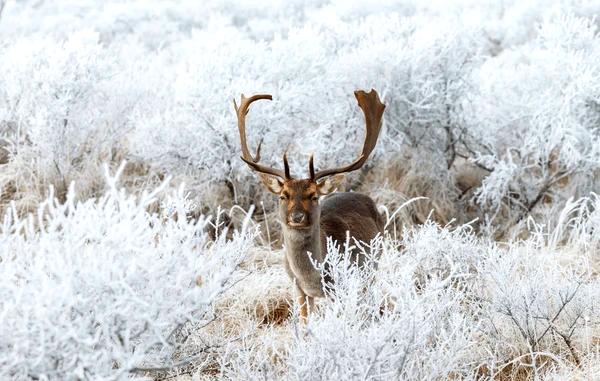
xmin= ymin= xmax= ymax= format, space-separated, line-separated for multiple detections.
xmin=234 ymin=89 xmax=386 ymax=323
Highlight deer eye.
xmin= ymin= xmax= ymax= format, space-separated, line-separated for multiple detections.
xmin=280 ymin=193 xmax=289 ymax=200
xmin=310 ymin=194 xmax=318 ymax=201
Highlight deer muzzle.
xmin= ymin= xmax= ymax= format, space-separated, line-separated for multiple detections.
xmin=288 ymin=211 xmax=308 ymax=227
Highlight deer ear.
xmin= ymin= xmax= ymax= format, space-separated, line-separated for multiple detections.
xmin=317 ymin=174 xmax=345 ymax=195
xmin=259 ymin=174 xmax=284 ymax=194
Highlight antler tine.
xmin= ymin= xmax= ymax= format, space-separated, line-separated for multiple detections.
xmin=283 ymin=151 xmax=291 ymax=179
xmin=309 ymin=154 xmax=315 ymax=180
xmin=234 ymin=93 xmax=289 ymax=179
xmin=313 ymin=89 xmax=385 ymax=180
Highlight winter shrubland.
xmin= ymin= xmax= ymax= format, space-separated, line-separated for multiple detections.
xmin=202 ymin=208 xmax=600 ymax=380
xmin=1 ymin=0 xmax=600 ymax=380
xmin=2 ymin=176 xmax=600 ymax=379
xmin=2 ymin=0 xmax=598 ymax=236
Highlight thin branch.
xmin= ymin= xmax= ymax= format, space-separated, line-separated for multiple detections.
xmin=444 ymin=124 xmax=457 ymax=169
xmin=534 ymin=283 xmax=582 ymax=348
xmin=515 ymin=170 xmax=575 ymax=224
xmin=130 ymin=332 xmax=253 ymax=377
xmin=129 ymin=346 xmax=214 ymax=377
xmin=551 ymin=324 xmax=581 ymax=367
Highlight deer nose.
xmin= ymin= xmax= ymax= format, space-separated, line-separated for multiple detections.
xmin=289 ymin=211 xmax=306 ymax=224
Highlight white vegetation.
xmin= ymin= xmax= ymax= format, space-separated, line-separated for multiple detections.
xmin=0 ymin=164 xmax=254 ymax=379
xmin=1 ymin=0 xmax=600 ymax=380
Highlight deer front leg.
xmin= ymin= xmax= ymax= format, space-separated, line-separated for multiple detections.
xmin=296 ymin=287 xmax=315 ymax=324
xmin=298 ymin=293 xmax=308 ymax=324
xmin=306 ymin=295 xmax=315 ymax=321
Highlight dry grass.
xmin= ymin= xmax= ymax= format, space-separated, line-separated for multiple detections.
xmin=215 ymin=248 xmax=293 ymax=332
xmin=360 ymin=153 xmax=475 ymax=230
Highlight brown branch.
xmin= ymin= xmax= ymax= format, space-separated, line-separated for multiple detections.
xmin=549 ymin=307 xmax=584 ymax=367
xmin=444 ymin=124 xmax=457 ymax=169
xmin=515 ymin=169 xmax=575 ymax=224
xmin=553 ymin=326 xmax=581 ymax=367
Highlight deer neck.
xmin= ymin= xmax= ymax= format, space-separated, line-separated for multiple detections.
xmin=283 ymin=222 xmax=324 ymax=262
xmin=282 ymin=222 xmax=325 ymax=295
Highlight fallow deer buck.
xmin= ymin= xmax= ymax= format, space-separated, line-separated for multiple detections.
xmin=234 ymin=89 xmax=385 ymax=323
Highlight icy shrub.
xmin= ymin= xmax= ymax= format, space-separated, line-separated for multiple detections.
xmin=217 ymin=213 xmax=600 ymax=379
xmin=0 ymin=165 xmax=254 ymax=379
xmin=467 ymin=14 xmax=600 ymax=236
xmin=0 ymin=31 xmax=156 ymax=212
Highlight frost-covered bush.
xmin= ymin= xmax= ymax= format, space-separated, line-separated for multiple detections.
xmin=208 ymin=211 xmax=600 ymax=379
xmin=284 ymin=229 xmax=481 ymax=380
xmin=0 ymin=165 xmax=254 ymax=379
xmin=2 ymin=0 xmax=599 ymax=236
xmin=479 ymin=247 xmax=600 ymax=375
xmin=0 ymin=30 xmax=155 ymax=212
xmin=466 ymin=14 xmax=600 ymax=236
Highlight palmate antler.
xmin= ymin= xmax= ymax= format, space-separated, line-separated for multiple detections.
xmin=234 ymin=94 xmax=291 ymax=179
xmin=235 ymin=89 xmax=385 ymax=181
xmin=310 ymin=89 xmax=385 ymax=180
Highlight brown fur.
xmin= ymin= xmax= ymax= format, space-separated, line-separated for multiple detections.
xmin=320 ymin=192 xmax=385 ymax=265
xmin=274 ymin=179 xmax=383 ymax=323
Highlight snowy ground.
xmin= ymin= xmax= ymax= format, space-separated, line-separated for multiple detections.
xmin=1 ymin=0 xmax=600 ymax=379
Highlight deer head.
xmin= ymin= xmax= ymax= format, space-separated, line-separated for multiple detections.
xmin=234 ymin=89 xmax=385 ymax=230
